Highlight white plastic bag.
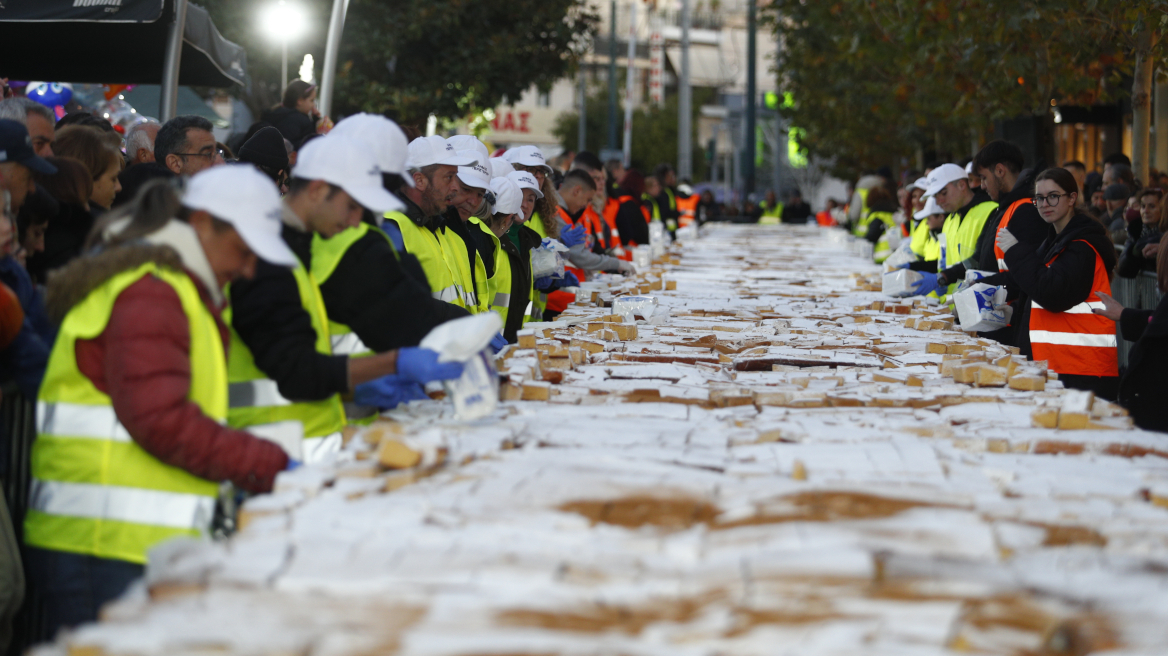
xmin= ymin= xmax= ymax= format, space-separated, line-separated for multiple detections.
xmin=882 ymin=242 xmax=916 ymax=271
xmin=882 ymin=268 xmax=923 ymax=297
xmin=419 ymin=313 xmax=503 ymax=420
xmin=530 ymin=237 xmax=569 ymax=279
xmin=955 ymin=269 xmax=997 ymax=294
xmin=954 ymin=283 xmax=1012 ymax=332
xmin=633 ymin=245 xmax=652 ymax=270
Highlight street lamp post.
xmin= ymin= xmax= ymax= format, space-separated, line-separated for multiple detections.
xmin=261 ymin=1 xmax=307 ymax=94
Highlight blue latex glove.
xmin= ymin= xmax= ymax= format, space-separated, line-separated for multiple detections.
xmin=286 ymin=460 xmax=302 ymax=471
xmin=396 ymin=347 xmax=465 ymax=384
xmin=558 ymin=224 xmax=587 ymax=248
xmin=354 ymin=374 xmax=429 ymax=409
xmin=911 ymin=271 xmax=944 ymax=297
xmin=535 ymin=275 xmax=557 ymax=292
xmin=561 ymin=271 xmax=580 ymax=287
xmin=489 ymin=332 xmax=508 ymax=353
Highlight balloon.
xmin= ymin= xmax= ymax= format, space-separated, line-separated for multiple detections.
xmin=27 ymin=82 xmax=73 ymax=108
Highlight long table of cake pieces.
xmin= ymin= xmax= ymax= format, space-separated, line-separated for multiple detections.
xmin=37 ymin=223 xmax=1168 ymax=656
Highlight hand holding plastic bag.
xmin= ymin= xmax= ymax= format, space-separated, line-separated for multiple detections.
xmin=396 ymin=347 xmax=465 ymax=384
xmin=354 ymin=375 xmax=429 ymax=410
xmin=911 ymin=271 xmax=944 ymax=297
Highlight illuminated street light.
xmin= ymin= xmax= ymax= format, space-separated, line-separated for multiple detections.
xmin=260 ymin=0 xmax=308 ymax=92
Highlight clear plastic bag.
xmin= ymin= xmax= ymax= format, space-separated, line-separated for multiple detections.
xmin=882 ymin=269 xmax=924 ymax=297
xmin=530 ymin=248 xmax=564 ymax=278
xmin=612 ymin=295 xmax=659 ymax=322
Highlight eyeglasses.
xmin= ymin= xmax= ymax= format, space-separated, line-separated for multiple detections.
xmin=1033 ymin=192 xmax=1067 ymax=206
xmin=174 ymin=150 xmax=218 ymax=161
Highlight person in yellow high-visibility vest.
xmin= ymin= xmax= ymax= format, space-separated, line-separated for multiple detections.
xmin=24 ymin=166 xmax=299 ymax=634
xmin=908 ymin=163 xmax=997 ymax=298
xmin=758 ymin=189 xmax=784 ymax=225
xmin=502 ymin=145 xmax=560 ymax=322
xmin=226 ymin=127 xmax=465 ymax=461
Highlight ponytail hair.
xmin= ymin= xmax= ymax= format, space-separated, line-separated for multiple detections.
xmin=85 ymin=178 xmax=183 ymax=252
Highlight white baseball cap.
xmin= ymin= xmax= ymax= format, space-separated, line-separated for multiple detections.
xmin=964 ymin=161 xmax=973 ymax=174
xmin=507 ymin=170 xmax=543 ymax=198
xmin=489 ymin=157 xmax=515 ymax=179
xmin=329 ymin=113 xmax=414 ymax=187
xmin=183 ymin=164 xmax=298 ymax=267
xmin=447 ymin=135 xmax=490 ymax=166
xmin=456 ymin=152 xmax=492 ymax=191
xmin=922 ymin=163 xmax=967 ymax=198
xmin=489 ymin=176 xmax=522 ymax=215
xmin=292 ymin=134 xmax=404 ymax=213
xmin=503 ymin=145 xmax=552 ymax=175
xmin=907 ymin=176 xmax=929 ymax=192
xmin=913 ymin=195 xmax=945 ymax=220
xmin=407 ymin=135 xmax=477 ymax=169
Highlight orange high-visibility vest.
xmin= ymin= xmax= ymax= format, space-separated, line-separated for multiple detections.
xmin=994 ymin=198 xmax=1033 ymax=271
xmin=602 ymin=195 xmax=646 ymax=256
xmin=1028 ymin=240 xmax=1118 ymax=378
xmin=676 ymin=194 xmax=699 ymax=227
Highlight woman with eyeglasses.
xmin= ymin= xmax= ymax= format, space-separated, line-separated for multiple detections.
xmin=997 ymin=167 xmax=1119 ymax=399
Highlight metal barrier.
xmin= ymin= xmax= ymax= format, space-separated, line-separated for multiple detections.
xmin=1111 ymin=271 xmax=1163 ymax=369
xmin=2 ymin=385 xmax=46 ymax=656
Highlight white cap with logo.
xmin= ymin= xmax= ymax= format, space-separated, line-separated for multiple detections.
xmin=329 ymin=113 xmax=414 ymax=187
xmin=456 ymin=151 xmax=492 ymax=191
xmin=488 ymin=157 xmax=515 ymax=179
xmin=913 ymin=195 xmax=945 ymax=220
xmin=447 ymin=135 xmax=490 ymax=166
xmin=489 ymin=177 xmax=522 ymax=215
xmin=407 ymin=135 xmax=477 ymax=169
xmin=907 ymin=176 xmax=929 ymax=192
xmin=922 ymin=163 xmax=967 ymax=198
xmin=183 ymin=164 xmax=298 ymax=267
xmin=506 ymin=170 xmax=543 ymax=198
xmin=503 ymin=145 xmax=552 ymax=174
xmin=292 ymin=134 xmax=404 ymax=213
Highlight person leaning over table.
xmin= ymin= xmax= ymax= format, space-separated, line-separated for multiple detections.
xmin=23 ymin=166 xmax=303 ymax=634
xmin=1092 ymin=243 xmax=1168 ymax=432
xmin=996 ymin=167 xmax=1119 ymax=400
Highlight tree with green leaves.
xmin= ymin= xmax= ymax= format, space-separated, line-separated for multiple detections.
xmin=201 ymin=0 xmax=598 ymax=130
xmin=762 ymin=0 xmax=1165 ymax=180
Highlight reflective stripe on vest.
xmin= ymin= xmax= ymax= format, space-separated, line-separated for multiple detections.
xmin=994 ymin=198 xmax=1033 ymax=272
xmin=330 ymin=331 xmax=370 ymax=356
xmin=229 ymin=379 xmax=291 ymax=408
xmin=676 ymin=194 xmax=699 ymax=227
xmin=26 ymin=262 xmax=224 ymax=564
xmin=225 ymin=261 xmax=347 ymax=446
xmin=29 ymin=479 xmax=216 ymax=531
xmin=384 ymin=212 xmax=471 ymax=311
xmin=1028 ymin=240 xmax=1118 ymax=377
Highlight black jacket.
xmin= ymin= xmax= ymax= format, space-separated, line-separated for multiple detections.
xmin=612 ymin=188 xmax=650 ymax=246
xmin=1003 ymin=212 xmax=1118 ymax=359
xmin=968 ymin=169 xmax=1046 ymax=284
xmin=500 ymin=224 xmax=542 ymax=342
xmin=228 ymin=224 xmax=349 ymax=401
xmin=1118 ymin=293 xmax=1168 ymax=432
xmin=781 ymin=201 xmax=812 ymax=224
xmin=27 ymin=201 xmax=96 ymax=283
xmin=1116 ymin=219 xmax=1162 ymax=278
xmin=317 ymin=207 xmax=469 ymax=352
xmin=263 ymin=106 xmax=316 ymax=147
